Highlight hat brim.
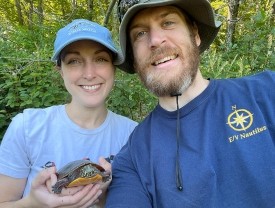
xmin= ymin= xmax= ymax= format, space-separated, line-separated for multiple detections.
xmin=118 ymin=0 xmax=222 ymax=73
xmin=51 ymin=36 xmax=123 ymax=65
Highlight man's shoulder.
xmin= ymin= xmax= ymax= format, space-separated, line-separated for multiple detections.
xmin=216 ymin=69 xmax=275 ymax=87
xmin=242 ymin=69 xmax=275 ymax=80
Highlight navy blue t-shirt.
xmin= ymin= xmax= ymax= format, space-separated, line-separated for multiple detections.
xmin=106 ymin=70 xmax=275 ymax=208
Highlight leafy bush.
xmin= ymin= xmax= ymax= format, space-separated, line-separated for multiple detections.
xmin=108 ymin=71 xmax=157 ymax=122
xmin=0 ymin=24 xmax=69 ymax=139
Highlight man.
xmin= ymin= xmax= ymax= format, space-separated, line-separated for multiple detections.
xmin=106 ymin=0 xmax=275 ymax=207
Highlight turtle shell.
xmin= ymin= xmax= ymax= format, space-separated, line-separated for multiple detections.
xmin=52 ymin=159 xmax=110 ymax=194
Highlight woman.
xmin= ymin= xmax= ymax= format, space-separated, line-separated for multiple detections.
xmin=0 ymin=19 xmax=137 ymax=207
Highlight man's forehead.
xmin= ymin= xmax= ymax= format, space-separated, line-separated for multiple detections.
xmin=135 ymin=5 xmax=182 ymax=18
xmin=129 ymin=6 xmax=185 ymax=27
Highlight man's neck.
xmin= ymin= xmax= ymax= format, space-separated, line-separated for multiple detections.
xmin=158 ymin=71 xmax=209 ymax=111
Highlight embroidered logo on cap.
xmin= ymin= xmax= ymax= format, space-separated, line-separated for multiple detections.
xmin=68 ymin=21 xmax=96 ymax=35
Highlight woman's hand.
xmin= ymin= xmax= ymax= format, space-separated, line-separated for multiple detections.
xmin=24 ymin=166 xmax=102 ymax=208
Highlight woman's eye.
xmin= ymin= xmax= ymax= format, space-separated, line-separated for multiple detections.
xmin=97 ymin=58 xmax=108 ymax=63
xmin=67 ymin=59 xmax=80 ymax=65
xmin=96 ymin=57 xmax=112 ymax=64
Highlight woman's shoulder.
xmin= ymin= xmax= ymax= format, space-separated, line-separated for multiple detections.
xmin=22 ymin=105 xmax=63 ymax=116
xmin=12 ymin=105 xmax=64 ymax=125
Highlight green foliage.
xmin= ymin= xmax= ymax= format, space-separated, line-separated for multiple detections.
xmin=0 ymin=23 xmax=70 ymax=139
xmin=108 ymin=71 xmax=157 ymax=121
xmin=225 ymin=2 xmax=275 ymax=72
xmin=202 ymin=0 xmax=275 ymax=78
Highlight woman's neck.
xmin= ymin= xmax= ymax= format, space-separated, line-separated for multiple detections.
xmin=65 ymin=103 xmax=108 ymax=129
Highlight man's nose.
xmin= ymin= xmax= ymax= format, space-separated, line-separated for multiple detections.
xmin=149 ymin=27 xmax=166 ymax=49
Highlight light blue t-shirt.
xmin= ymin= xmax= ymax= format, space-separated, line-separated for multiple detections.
xmin=0 ymin=105 xmax=137 ymax=196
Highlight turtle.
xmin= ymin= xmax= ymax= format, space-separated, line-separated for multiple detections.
xmin=51 ymin=159 xmax=111 ymax=194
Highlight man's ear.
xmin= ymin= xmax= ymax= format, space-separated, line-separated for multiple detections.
xmin=192 ymin=22 xmax=201 ymax=47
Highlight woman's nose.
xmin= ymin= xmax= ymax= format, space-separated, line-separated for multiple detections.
xmin=82 ymin=62 xmax=96 ymax=79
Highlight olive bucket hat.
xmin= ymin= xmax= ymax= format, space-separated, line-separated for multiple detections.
xmin=52 ymin=19 xmax=123 ymax=65
xmin=117 ymin=0 xmax=222 ymax=73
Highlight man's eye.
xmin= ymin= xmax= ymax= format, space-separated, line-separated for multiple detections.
xmin=136 ymin=31 xmax=147 ymax=39
xmin=163 ymin=21 xmax=174 ymax=27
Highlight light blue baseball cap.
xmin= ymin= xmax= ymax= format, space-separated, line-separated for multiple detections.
xmin=52 ymin=19 xmax=123 ymax=65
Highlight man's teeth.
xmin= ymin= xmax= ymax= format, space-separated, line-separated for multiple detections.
xmin=154 ymin=55 xmax=176 ymax=65
xmin=82 ymin=85 xmax=100 ymax=90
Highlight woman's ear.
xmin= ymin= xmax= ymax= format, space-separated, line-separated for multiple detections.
xmin=55 ymin=65 xmax=63 ymax=77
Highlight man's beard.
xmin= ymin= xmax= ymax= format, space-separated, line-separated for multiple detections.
xmin=134 ymin=38 xmax=200 ymax=97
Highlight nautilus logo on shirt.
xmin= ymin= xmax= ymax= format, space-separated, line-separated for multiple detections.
xmin=226 ymin=105 xmax=267 ymax=143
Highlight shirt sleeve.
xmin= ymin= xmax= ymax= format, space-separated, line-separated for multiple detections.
xmin=106 ymin=139 xmax=152 ymax=208
xmin=0 ymin=113 xmax=30 ymax=178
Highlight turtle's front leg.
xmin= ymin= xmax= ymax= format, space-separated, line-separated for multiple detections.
xmin=52 ymin=178 xmax=68 ymax=194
